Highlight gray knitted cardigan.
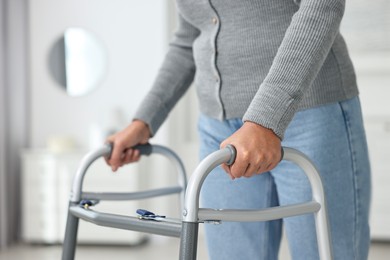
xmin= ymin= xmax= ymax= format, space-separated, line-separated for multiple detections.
xmin=134 ymin=0 xmax=358 ymax=139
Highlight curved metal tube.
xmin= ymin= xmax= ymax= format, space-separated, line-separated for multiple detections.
xmin=182 ymin=146 xmax=233 ymax=221
xmin=70 ymin=145 xmax=112 ymax=202
xmin=69 ymin=144 xmax=187 ymax=203
xmin=283 ymin=148 xmax=332 ymax=260
xmin=182 ymin=146 xmax=333 ymax=260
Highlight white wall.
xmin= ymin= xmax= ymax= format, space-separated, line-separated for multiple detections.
xmin=28 ymin=0 xmax=170 ymax=149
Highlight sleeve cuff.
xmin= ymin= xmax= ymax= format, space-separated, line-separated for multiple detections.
xmin=133 ymin=93 xmax=169 ymax=137
xmin=242 ymin=83 xmax=302 ymax=139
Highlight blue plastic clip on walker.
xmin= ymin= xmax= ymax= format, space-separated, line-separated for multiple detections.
xmin=136 ymin=209 xmax=166 ymax=221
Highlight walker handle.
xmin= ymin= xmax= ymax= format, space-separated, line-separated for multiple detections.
xmin=69 ymin=143 xmax=187 ymax=203
xmin=105 ymin=143 xmax=153 ymax=159
xmin=222 ymin=144 xmax=284 ymax=166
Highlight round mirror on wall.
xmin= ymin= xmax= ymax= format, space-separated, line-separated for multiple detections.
xmin=48 ymin=28 xmax=108 ymax=97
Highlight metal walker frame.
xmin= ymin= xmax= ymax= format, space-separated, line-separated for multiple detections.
xmin=62 ymin=144 xmax=333 ymax=260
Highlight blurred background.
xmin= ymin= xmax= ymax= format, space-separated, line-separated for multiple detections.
xmin=0 ymin=0 xmax=389 ymax=259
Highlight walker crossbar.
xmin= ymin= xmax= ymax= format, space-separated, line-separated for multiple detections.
xmin=197 ymin=201 xmax=321 ymax=223
xmin=81 ymin=186 xmax=183 ymax=201
xmin=69 ymin=204 xmax=182 ymax=237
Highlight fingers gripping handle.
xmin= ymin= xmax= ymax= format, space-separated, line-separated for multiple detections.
xmin=70 ymin=143 xmax=153 ymax=202
xmin=223 ymin=144 xmax=285 ymax=166
xmin=133 ymin=143 xmax=153 ymax=156
xmin=105 ymin=143 xmax=153 ymax=159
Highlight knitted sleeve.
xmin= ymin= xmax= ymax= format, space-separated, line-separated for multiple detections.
xmin=243 ymin=0 xmax=346 ymax=139
xmin=133 ymin=14 xmax=199 ymax=135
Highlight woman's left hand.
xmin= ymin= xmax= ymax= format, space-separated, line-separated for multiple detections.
xmin=220 ymin=121 xmax=282 ymax=179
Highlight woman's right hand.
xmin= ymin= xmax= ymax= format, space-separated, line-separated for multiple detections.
xmin=105 ymin=120 xmax=151 ymax=172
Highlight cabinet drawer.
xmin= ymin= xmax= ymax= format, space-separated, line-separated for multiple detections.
xmin=21 ymin=210 xmax=59 ymax=243
xmin=22 ymin=158 xmax=57 ymax=183
xmin=22 ymin=183 xmax=60 ymax=212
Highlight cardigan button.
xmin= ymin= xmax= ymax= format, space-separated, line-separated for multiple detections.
xmin=212 ymin=17 xmax=218 ymax=25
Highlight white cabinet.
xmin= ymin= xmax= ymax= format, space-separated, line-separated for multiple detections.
xmin=21 ymin=150 xmax=146 ymax=244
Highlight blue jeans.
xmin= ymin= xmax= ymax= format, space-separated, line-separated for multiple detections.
xmin=199 ymin=97 xmax=371 ymax=260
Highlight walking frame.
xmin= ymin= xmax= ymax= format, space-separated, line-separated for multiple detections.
xmin=61 ymin=143 xmax=333 ymax=260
